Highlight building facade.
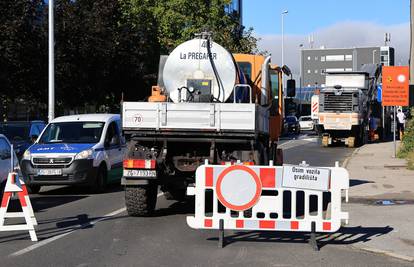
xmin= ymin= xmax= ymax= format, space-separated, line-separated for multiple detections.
xmin=301 ymin=46 xmax=394 ymax=87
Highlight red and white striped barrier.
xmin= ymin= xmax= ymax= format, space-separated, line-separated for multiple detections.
xmin=187 ymin=161 xmax=349 ymax=249
xmin=0 ymin=172 xmax=37 ymax=241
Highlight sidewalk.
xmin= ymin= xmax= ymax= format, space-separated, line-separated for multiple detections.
xmin=344 ymin=141 xmax=414 ymax=262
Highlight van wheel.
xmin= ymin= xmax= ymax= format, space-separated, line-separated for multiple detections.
xmin=92 ymin=166 xmax=107 ymax=193
xmin=27 ymin=185 xmax=41 ymax=194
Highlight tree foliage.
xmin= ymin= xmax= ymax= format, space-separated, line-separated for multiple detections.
xmin=151 ymin=0 xmax=257 ymax=54
xmin=1 ymin=0 xmax=258 ymax=118
xmin=0 ymin=0 xmax=47 ymax=106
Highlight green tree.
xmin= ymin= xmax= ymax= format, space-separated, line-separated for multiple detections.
xmin=151 ymin=0 xmax=257 ymax=53
xmin=0 ymin=0 xmax=47 ymax=108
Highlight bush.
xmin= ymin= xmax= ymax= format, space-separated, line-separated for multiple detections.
xmin=398 ymin=108 xmax=414 ymax=161
xmin=408 ymin=151 xmax=414 ymax=170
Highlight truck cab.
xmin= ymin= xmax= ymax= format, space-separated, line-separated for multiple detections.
xmin=21 ymin=114 xmax=125 ymax=193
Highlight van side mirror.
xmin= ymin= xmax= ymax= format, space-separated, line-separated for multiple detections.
xmin=287 ymin=79 xmax=296 ymax=97
xmin=30 ymin=135 xmax=38 ymax=143
xmin=110 ymin=135 xmax=120 ymax=146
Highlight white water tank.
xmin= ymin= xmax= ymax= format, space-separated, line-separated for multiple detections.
xmin=162 ymin=38 xmax=237 ymax=103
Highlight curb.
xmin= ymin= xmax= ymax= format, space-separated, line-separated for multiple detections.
xmin=352 ymin=245 xmax=414 ymax=263
xmin=342 ymin=147 xmax=361 ymax=168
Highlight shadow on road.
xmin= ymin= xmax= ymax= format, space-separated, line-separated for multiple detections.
xmin=207 ymin=225 xmax=393 ymax=249
xmin=350 ymin=179 xmax=374 ymax=187
xmin=0 ymin=213 xmax=128 ymax=243
xmin=153 ymin=199 xmax=195 ymax=217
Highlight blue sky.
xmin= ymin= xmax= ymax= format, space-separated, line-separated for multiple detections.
xmin=245 ymin=0 xmax=411 ymax=74
xmin=244 ymin=0 xmax=410 ymax=35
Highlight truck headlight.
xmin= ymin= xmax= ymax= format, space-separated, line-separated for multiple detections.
xmin=23 ymin=150 xmax=31 ymax=160
xmin=75 ymin=149 xmax=93 ymax=160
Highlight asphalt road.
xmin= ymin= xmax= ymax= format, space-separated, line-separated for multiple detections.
xmin=0 ymin=132 xmax=411 ymax=266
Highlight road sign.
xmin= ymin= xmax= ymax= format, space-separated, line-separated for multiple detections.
xmin=282 ymin=165 xmax=330 ymax=191
xmin=382 ymin=66 xmax=409 ymax=106
xmin=216 ymin=165 xmax=262 ymax=211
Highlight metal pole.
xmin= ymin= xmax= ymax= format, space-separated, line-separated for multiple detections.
xmin=299 ymin=45 xmax=303 ymax=115
xmin=393 ymin=106 xmax=396 ymax=157
xmin=10 ymin=144 xmax=14 ymax=172
xmin=281 ymin=10 xmax=288 ymax=67
xmin=48 ymin=0 xmax=55 ymax=122
xmin=382 ymin=106 xmax=385 ymax=140
xmin=281 ymin=14 xmax=284 ymax=67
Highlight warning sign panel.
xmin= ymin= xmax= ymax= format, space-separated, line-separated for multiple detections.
xmin=382 ymin=66 xmax=409 ymax=106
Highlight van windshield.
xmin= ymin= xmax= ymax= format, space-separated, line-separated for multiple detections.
xmin=39 ymin=122 xmax=104 ymax=144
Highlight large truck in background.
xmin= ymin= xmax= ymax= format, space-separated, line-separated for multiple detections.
xmin=121 ymin=33 xmax=294 ymax=216
xmin=316 ymin=65 xmax=381 ymax=147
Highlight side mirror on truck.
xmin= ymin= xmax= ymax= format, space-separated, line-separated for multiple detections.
xmin=286 ymin=79 xmax=296 ymax=98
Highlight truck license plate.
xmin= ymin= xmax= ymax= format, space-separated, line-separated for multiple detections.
xmin=37 ymin=169 xmax=62 ymax=176
xmin=123 ymin=169 xmax=157 ymax=178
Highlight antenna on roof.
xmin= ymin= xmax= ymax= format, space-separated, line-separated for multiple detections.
xmin=308 ymin=34 xmax=314 ymax=49
xmin=384 ymin=33 xmax=391 ymax=46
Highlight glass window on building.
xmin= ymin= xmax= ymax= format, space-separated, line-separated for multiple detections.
xmin=307 ymin=69 xmax=311 ymax=73
xmin=315 ymin=56 xmax=318 ymax=60
xmin=321 ymin=56 xmax=325 ymax=62
xmin=321 ymin=69 xmax=326 ymax=75
xmin=314 ymin=69 xmax=318 ymax=73
xmin=307 ymin=56 xmax=311 ymax=61
xmin=345 ymin=55 xmax=353 ymax=61
xmin=326 ymin=55 xmax=345 ymax=61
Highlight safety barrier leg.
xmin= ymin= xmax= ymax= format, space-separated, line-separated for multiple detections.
xmin=309 ymin=221 xmax=319 ymax=251
xmin=218 ymin=219 xmax=224 ymax=248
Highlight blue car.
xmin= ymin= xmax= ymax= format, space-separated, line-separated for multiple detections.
xmin=0 ymin=121 xmax=46 ymax=159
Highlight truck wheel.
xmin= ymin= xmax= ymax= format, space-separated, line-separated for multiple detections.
xmin=322 ymin=136 xmax=329 ymax=147
xmin=91 ymin=166 xmax=107 ymax=193
xmin=125 ymin=184 xmax=157 ymax=216
xmin=348 ymin=137 xmax=355 ymax=148
xmin=27 ymin=185 xmax=41 ymax=194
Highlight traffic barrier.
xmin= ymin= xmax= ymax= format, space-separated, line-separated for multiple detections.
xmin=186 ymin=160 xmax=349 ymax=249
xmin=0 ymin=172 xmax=38 ymax=241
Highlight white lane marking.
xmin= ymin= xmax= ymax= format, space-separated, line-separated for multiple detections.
xmin=10 ymin=192 xmax=165 ymax=257
xmin=278 ymin=140 xmax=295 ymax=148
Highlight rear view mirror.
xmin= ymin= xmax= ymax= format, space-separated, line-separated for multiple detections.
xmin=287 ymin=79 xmax=296 ymax=97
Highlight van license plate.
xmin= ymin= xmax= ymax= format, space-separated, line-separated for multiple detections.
xmin=123 ymin=170 xmax=156 ymax=177
xmin=37 ymin=169 xmax=62 ymax=176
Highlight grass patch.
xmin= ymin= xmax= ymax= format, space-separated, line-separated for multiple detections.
xmin=398 ymin=108 xmax=414 ymax=169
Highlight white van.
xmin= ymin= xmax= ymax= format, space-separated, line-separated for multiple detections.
xmin=21 ymin=114 xmax=126 ymax=193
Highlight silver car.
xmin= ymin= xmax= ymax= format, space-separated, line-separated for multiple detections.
xmin=299 ymin=116 xmax=315 ymax=131
xmin=0 ymin=134 xmax=19 ymax=189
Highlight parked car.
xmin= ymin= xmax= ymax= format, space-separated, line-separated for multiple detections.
xmin=299 ymin=116 xmax=314 ymax=131
xmin=0 ymin=121 xmax=46 ymax=159
xmin=284 ymin=116 xmax=300 ymax=134
xmin=20 ymin=114 xmax=126 ymax=193
xmin=0 ymin=134 xmax=19 ymax=191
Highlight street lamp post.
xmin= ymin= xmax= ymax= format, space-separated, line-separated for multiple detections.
xmin=281 ymin=10 xmax=288 ymax=67
xmin=299 ymin=44 xmax=303 ymax=115
xmin=48 ymin=0 xmax=55 ymax=122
